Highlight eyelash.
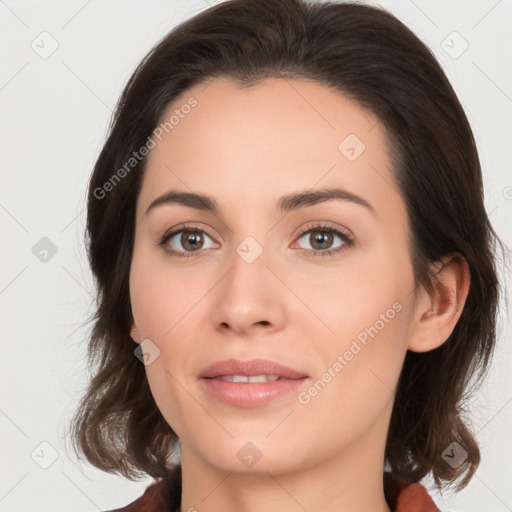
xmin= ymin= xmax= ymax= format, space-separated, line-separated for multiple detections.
xmin=156 ymin=221 xmax=355 ymax=260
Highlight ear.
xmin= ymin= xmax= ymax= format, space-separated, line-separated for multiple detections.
xmin=130 ymin=322 xmax=142 ymax=344
xmin=408 ymin=253 xmax=470 ymax=353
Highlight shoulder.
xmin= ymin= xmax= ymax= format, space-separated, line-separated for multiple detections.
xmin=395 ymin=482 xmax=440 ymax=511
xmin=103 ymin=466 xmax=182 ymax=512
xmin=385 ymin=472 xmax=441 ymax=512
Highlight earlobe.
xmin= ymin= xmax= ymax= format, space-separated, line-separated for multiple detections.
xmin=408 ymin=253 xmax=470 ymax=353
xmin=130 ymin=323 xmax=141 ymax=344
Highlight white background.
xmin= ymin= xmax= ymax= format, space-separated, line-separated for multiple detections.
xmin=1 ymin=0 xmax=511 ymax=511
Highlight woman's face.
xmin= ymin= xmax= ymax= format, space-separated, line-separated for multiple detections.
xmin=129 ymin=76 xmax=420 ymax=475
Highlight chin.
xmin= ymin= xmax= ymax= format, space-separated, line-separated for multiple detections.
xmin=195 ymin=436 xmax=307 ymax=476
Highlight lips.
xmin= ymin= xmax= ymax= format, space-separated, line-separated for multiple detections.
xmin=200 ymin=358 xmax=307 ymax=380
xmin=199 ymin=358 xmax=308 ymax=407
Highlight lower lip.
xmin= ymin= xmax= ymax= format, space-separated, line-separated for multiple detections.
xmin=200 ymin=377 xmax=308 ymax=407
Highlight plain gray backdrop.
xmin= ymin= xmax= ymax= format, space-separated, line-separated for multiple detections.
xmin=1 ymin=0 xmax=511 ymax=511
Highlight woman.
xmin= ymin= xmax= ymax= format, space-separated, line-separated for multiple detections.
xmin=69 ymin=0 xmax=504 ymax=510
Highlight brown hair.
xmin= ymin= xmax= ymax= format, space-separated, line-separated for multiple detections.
xmin=68 ymin=0 xmax=506 ymax=491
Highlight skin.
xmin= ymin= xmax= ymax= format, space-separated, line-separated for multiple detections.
xmin=129 ymin=76 xmax=470 ymax=512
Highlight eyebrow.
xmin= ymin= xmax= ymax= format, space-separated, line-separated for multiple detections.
xmin=144 ymin=187 xmax=376 ymax=217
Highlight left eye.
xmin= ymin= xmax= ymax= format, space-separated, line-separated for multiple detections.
xmin=294 ymin=226 xmax=351 ymax=253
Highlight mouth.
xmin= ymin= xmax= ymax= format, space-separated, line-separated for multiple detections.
xmin=199 ymin=358 xmax=308 ymax=407
xmin=200 ymin=358 xmax=307 ymax=380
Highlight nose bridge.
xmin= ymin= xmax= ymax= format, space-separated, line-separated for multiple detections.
xmin=235 ymin=233 xmax=266 ymax=266
xmin=211 ymin=232 xmax=284 ymax=333
xmin=225 ymin=233 xmax=271 ymax=302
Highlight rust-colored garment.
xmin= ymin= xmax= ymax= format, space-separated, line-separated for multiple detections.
xmin=106 ymin=466 xmax=440 ymax=512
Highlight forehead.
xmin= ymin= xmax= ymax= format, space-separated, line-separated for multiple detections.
xmin=138 ymin=76 xmax=401 ymax=220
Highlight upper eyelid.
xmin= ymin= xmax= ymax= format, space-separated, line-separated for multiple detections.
xmin=298 ymin=222 xmax=352 ymax=236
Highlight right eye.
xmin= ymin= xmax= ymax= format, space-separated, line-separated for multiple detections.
xmin=158 ymin=225 xmax=218 ymax=259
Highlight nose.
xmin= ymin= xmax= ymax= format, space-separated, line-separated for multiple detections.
xmin=210 ymin=240 xmax=287 ymax=337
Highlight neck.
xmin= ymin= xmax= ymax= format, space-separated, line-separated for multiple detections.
xmin=179 ymin=418 xmax=392 ymax=512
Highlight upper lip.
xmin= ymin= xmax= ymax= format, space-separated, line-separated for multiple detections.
xmin=200 ymin=358 xmax=307 ymax=379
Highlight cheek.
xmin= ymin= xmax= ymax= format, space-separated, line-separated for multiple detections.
xmin=129 ymin=254 xmax=195 ymax=435
xmin=311 ymin=280 xmax=409 ymax=396
xmin=293 ymin=279 xmax=410 ymax=454
xmin=129 ymin=247 xmax=204 ymax=340
xmin=129 ymin=249 xmax=208 ymax=430
xmin=295 ymin=245 xmax=414 ymax=402
xmin=295 ymin=247 xmax=413 ymax=350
